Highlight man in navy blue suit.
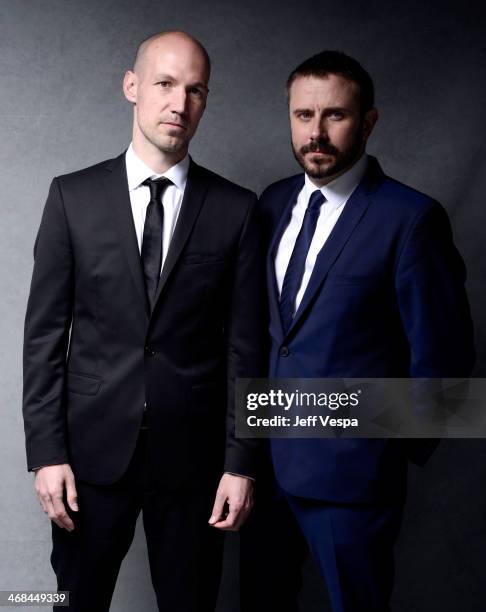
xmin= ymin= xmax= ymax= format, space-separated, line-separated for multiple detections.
xmin=240 ymin=51 xmax=474 ymax=612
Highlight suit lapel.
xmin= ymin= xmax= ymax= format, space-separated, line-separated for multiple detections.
xmin=287 ymin=158 xmax=384 ymax=336
xmin=151 ymin=159 xmax=208 ymax=311
xmin=103 ymin=153 xmax=150 ymax=317
xmin=267 ymin=177 xmax=304 ymax=341
xmin=287 ymin=184 xmax=372 ymax=335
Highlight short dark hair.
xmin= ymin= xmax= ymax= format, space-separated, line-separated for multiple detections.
xmin=286 ymin=50 xmax=375 ymax=113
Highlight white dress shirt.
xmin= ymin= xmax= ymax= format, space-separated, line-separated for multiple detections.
xmin=275 ymin=154 xmax=368 ymax=313
xmin=125 ymin=143 xmax=189 ymax=272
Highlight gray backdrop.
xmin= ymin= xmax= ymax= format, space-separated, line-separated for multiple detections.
xmin=1 ymin=0 xmax=485 ymax=610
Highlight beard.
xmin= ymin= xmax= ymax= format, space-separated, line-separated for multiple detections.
xmin=292 ymin=126 xmax=365 ymax=181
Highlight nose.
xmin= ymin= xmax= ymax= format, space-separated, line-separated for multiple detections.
xmin=309 ymin=116 xmax=326 ymax=141
xmin=170 ymin=86 xmax=188 ymax=116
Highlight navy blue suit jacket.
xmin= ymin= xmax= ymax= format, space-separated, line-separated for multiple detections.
xmin=261 ymin=156 xmax=475 ymax=503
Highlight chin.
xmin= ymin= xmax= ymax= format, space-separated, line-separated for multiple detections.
xmin=157 ymin=138 xmax=185 ymax=154
xmin=306 ymin=162 xmax=334 ymax=179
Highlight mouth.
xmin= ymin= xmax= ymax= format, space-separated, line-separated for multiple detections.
xmin=306 ymin=150 xmax=334 ymax=159
xmin=162 ymin=122 xmax=187 ymax=131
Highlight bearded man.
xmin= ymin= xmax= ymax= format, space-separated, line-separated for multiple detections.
xmin=240 ymin=50 xmax=474 ymax=612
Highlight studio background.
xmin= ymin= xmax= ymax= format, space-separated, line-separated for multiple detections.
xmin=1 ymin=0 xmax=485 ymax=610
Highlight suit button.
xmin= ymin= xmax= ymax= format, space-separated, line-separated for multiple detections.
xmin=145 ymin=346 xmax=156 ymax=357
xmin=280 ymin=346 xmax=289 ymax=357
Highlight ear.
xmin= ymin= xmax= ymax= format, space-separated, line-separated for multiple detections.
xmin=123 ymin=70 xmax=138 ymax=104
xmin=363 ymin=107 xmax=378 ymax=140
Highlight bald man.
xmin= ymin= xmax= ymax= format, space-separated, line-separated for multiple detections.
xmin=23 ymin=31 xmax=265 ymax=611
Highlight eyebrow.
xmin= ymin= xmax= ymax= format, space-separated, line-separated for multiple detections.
xmin=324 ymin=106 xmax=349 ymax=113
xmin=188 ymin=82 xmax=209 ymax=92
xmin=292 ymin=108 xmax=312 ymax=114
xmin=153 ymin=73 xmax=173 ymax=81
xmin=292 ymin=106 xmax=350 ymax=115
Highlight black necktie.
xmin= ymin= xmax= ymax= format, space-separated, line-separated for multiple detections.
xmin=279 ymin=189 xmax=325 ymax=333
xmin=141 ymin=177 xmax=172 ymax=310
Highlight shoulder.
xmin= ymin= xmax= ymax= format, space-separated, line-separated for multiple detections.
xmin=367 ymin=157 xmax=440 ymax=219
xmin=376 ymin=174 xmax=438 ymax=212
xmin=259 ymin=173 xmax=303 ymax=205
xmin=191 ymin=162 xmax=256 ymax=203
xmin=53 ymin=155 xmax=120 ymax=187
xmin=368 ymin=164 xmax=452 ymax=237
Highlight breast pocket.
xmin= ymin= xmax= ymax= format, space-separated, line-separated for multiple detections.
xmin=325 ymin=274 xmax=381 ymax=286
xmin=180 ymin=253 xmax=226 ymax=266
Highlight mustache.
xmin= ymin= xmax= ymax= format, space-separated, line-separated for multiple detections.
xmin=300 ymin=140 xmax=338 ymax=156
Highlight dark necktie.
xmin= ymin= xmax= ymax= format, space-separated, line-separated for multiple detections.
xmin=141 ymin=177 xmax=172 ymax=310
xmin=279 ymin=189 xmax=325 ymax=333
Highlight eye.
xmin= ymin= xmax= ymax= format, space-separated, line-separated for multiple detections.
xmin=328 ymin=111 xmax=345 ymax=120
xmin=156 ymin=81 xmax=171 ymax=88
xmin=189 ymin=87 xmax=204 ymax=98
xmin=297 ymin=111 xmax=312 ymax=121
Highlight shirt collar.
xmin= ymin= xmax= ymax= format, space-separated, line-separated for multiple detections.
xmin=125 ymin=142 xmax=190 ymax=192
xmin=303 ymin=153 xmax=368 ymax=210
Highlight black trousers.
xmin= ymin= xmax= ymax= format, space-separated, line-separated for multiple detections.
xmin=51 ymin=426 xmax=225 ymax=612
xmin=240 ymin=479 xmax=307 ymax=612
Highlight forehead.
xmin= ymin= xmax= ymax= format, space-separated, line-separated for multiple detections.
xmin=140 ymin=38 xmax=208 ymax=83
xmin=289 ymin=74 xmax=359 ymax=109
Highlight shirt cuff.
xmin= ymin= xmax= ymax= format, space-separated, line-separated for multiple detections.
xmin=224 ymin=471 xmax=255 ymax=482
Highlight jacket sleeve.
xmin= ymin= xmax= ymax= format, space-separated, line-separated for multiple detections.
xmin=395 ymin=200 xmax=475 ymax=377
xmin=394 ymin=200 xmax=475 ymax=466
xmin=23 ymin=178 xmax=74 ymax=471
xmin=223 ymin=194 xmax=268 ymax=479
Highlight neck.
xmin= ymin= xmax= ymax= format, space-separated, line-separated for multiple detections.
xmin=132 ymin=134 xmax=187 ymax=174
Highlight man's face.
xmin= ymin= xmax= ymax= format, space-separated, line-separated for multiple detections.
xmin=289 ymin=74 xmax=377 ymax=184
xmin=124 ymin=36 xmax=209 ymax=159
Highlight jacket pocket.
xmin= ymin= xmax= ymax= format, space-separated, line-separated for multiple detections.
xmin=325 ymin=273 xmax=380 ymax=286
xmin=181 ymin=253 xmax=225 ymax=265
xmin=67 ymin=371 xmax=102 ymax=396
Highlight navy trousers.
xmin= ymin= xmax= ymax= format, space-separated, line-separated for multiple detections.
xmin=285 ymin=494 xmax=404 ymax=612
xmin=241 ymin=479 xmax=404 ymax=612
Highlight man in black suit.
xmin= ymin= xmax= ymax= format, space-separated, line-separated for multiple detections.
xmin=23 ymin=30 xmax=265 ymax=611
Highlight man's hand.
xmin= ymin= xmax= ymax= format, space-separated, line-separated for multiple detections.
xmin=34 ymin=464 xmax=78 ymax=531
xmin=208 ymin=473 xmax=254 ymax=531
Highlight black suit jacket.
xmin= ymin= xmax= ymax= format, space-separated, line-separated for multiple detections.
xmin=23 ymin=152 xmax=266 ymax=488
